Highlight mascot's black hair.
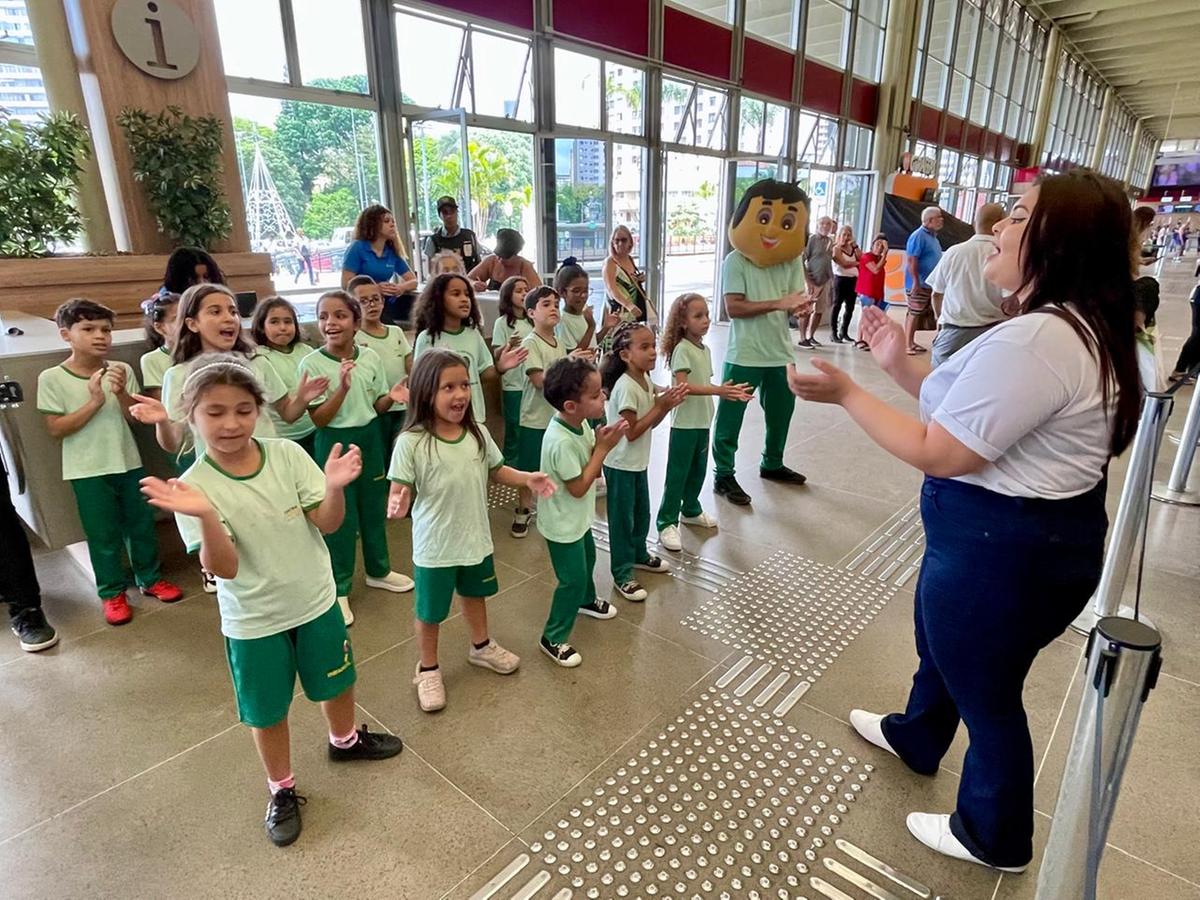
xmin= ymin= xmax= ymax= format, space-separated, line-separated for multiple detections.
xmin=730 ymin=179 xmax=811 ymax=229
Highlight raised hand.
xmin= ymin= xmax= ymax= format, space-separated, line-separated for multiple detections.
xmin=498 ymin=343 xmax=528 ymax=372
xmin=298 ymin=371 xmax=330 ymax=403
xmin=387 ymin=482 xmax=412 ymax=519
xmin=601 ymin=308 xmax=620 ymax=331
xmin=595 ymin=418 xmax=630 ymax=450
xmin=786 ymin=360 xmax=855 ymax=405
xmin=128 ymin=393 xmax=168 ymax=424
xmin=337 ymin=359 xmax=356 ymax=393
xmin=569 ymin=347 xmax=596 ymax=361
xmin=583 ymin=304 xmax=595 ymax=326
xmin=717 ymin=380 xmax=754 ymax=402
xmin=140 ymin=476 xmax=216 ymax=518
xmin=388 ymin=379 xmax=409 ymax=406
xmin=105 ymin=364 xmax=128 ymax=396
xmin=86 ymin=369 xmax=106 ymax=404
xmin=323 ymin=442 xmax=363 ymax=490
xmin=526 ymin=471 xmax=557 ymax=499
xmin=655 ymin=382 xmax=689 ymax=411
xmin=860 ymin=305 xmax=907 ymax=371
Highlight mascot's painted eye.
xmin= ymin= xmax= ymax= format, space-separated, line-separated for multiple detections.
xmin=757 ymin=209 xmax=772 ymax=226
xmin=781 ymin=213 xmax=797 ymax=231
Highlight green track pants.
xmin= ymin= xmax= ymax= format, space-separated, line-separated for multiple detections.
xmin=711 ymin=363 xmax=795 ymax=478
xmin=604 ymin=466 xmax=651 ymax=584
xmin=656 ymin=428 xmax=708 ymax=531
xmin=543 ymin=531 xmax=597 ymax=644
xmin=70 ymin=468 xmax=161 ymax=599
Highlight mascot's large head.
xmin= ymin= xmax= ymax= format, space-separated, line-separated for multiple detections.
xmin=728 ymin=179 xmax=810 ymax=268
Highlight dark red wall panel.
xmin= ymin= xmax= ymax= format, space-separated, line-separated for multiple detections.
xmin=741 ymin=38 xmax=794 ymax=103
xmin=429 ymin=0 xmax=533 ymax=30
xmin=916 ymin=106 xmax=942 ymax=143
xmin=964 ymin=124 xmax=983 ymax=155
xmin=554 ymin=0 xmax=649 ymax=57
xmin=663 ymin=8 xmax=732 ymax=81
xmin=801 ymin=60 xmax=843 ymax=117
xmin=848 ymin=79 xmax=879 ymax=126
xmin=943 ymin=114 xmax=965 ymax=150
xmin=982 ymin=131 xmax=998 ymax=158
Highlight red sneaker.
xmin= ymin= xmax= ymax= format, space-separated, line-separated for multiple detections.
xmin=142 ymin=580 xmax=183 ymax=603
xmin=102 ymin=593 xmax=133 ymax=626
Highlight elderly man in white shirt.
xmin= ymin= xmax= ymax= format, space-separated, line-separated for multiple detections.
xmin=928 ymin=203 xmax=1008 ymax=367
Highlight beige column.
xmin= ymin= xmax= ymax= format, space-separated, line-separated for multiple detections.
xmin=1122 ymin=118 xmax=1144 ymax=188
xmin=1027 ymin=28 xmax=1062 ymax=168
xmin=869 ymin=0 xmax=921 ymax=225
xmin=1090 ymin=88 xmax=1114 ymax=171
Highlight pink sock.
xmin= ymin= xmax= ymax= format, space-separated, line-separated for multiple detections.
xmin=329 ymin=728 xmax=359 ymax=750
xmin=267 ymin=773 xmax=295 ymax=794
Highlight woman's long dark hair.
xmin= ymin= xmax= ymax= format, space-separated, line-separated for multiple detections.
xmin=162 ymin=247 xmax=226 ymax=294
xmin=413 ymin=273 xmax=482 ymax=338
xmin=172 ymin=284 xmax=255 ymax=364
xmin=401 ymin=348 xmax=487 ymax=459
xmin=1019 ymin=170 xmax=1140 ymax=455
xmin=600 ymin=321 xmax=651 ymax=392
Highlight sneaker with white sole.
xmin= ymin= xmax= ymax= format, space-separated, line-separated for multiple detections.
xmin=616 ymin=580 xmax=648 ymax=602
xmin=201 ymin=568 xmax=217 ymax=593
xmin=578 ymin=598 xmax=617 ymax=619
xmin=658 ymin=524 xmax=682 ymax=552
xmin=337 ymin=595 xmax=354 ymax=627
xmin=510 ymin=507 xmax=532 ymax=538
xmin=467 ymin=640 xmax=520 ymax=674
xmin=681 ymin=511 xmax=718 ymax=528
xmin=634 ymin=555 xmax=669 ymax=573
xmin=906 ymin=812 xmax=1028 ymax=873
xmin=413 ymin=664 xmax=446 ymax=712
xmin=365 ymin=571 xmax=414 ymax=593
xmin=849 ymin=709 xmax=900 ymax=760
xmin=539 ymin=636 xmax=582 ymax=667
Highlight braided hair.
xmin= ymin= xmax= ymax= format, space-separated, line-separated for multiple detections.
xmin=600 ymin=320 xmax=651 ymax=393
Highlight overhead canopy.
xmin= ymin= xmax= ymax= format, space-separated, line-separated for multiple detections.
xmin=879 ymin=194 xmax=975 ymax=251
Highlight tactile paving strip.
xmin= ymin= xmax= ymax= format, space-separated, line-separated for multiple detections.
xmin=681 ymin=553 xmax=896 ymax=683
xmin=841 ymin=501 xmax=924 ymax=589
xmin=489 ymin=482 xmax=521 ymax=510
xmin=479 ymin=689 xmax=873 ymax=900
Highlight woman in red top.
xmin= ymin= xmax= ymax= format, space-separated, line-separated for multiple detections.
xmin=854 ymin=233 xmax=889 ymax=350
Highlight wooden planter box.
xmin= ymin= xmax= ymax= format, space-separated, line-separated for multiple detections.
xmin=0 ymin=253 xmax=276 ymax=326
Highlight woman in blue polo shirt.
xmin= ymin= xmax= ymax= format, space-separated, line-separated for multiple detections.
xmin=341 ymin=205 xmax=418 ymax=298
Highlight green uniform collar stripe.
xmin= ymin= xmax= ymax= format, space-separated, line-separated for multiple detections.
xmin=203 ymin=439 xmax=269 ymax=480
xmin=552 ymin=416 xmax=584 ymax=435
xmin=318 ymin=347 xmax=359 ymax=362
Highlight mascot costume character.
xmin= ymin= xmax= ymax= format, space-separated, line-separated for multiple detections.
xmin=712 ymin=179 xmax=813 ymax=506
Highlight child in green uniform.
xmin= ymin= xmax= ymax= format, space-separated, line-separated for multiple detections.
xmin=412 ymin=273 xmax=526 ymax=425
xmin=251 ymin=297 xmax=318 ymax=457
xmin=298 ymin=290 xmax=413 ymax=627
xmin=655 ymin=293 xmax=753 ymax=551
xmin=350 ymin=275 xmax=413 ymax=451
xmin=552 ymin=260 xmax=597 ymax=357
xmin=37 ymin=299 xmax=183 ymax=626
xmin=387 ymin=349 xmax=555 ymax=711
xmin=490 ymin=275 xmax=533 ymax=466
xmin=600 ymin=323 xmax=688 ymax=602
xmin=139 ymin=355 xmax=402 ymax=849
xmin=537 ymin=357 xmax=629 ymax=666
xmin=138 ymin=292 xmax=180 ymax=401
xmin=512 ymin=285 xmax=568 ymax=538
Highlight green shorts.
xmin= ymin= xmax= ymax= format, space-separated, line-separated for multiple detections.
xmin=224 ymin=601 xmax=356 ymax=728
xmin=518 ymin=426 xmax=546 ymax=473
xmin=414 ymin=555 xmax=499 ymax=623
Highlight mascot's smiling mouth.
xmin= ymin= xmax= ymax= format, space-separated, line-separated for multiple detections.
xmin=760 ymin=235 xmax=780 ymax=248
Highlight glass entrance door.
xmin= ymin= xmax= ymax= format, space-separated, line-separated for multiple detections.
xmin=408 ymin=110 xmax=471 ymax=275
xmin=662 ymin=151 xmax=726 ymax=311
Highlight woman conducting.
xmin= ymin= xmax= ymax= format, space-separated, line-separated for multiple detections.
xmin=787 ymin=170 xmax=1140 ymax=873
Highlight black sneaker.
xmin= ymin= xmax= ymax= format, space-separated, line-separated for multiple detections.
xmin=540 ymin=636 xmax=582 ymax=667
xmin=327 ymin=724 xmax=404 ymax=762
xmin=578 ymin=598 xmax=618 ymax=619
xmin=10 ymin=608 xmax=59 ymax=652
xmin=264 ymin=788 xmax=306 ymax=847
xmin=809 ymin=336 xmax=823 ymax=347
xmin=510 ymin=507 xmax=532 ymax=538
xmin=797 ymin=338 xmax=813 ymax=349
xmin=760 ymin=465 xmax=807 ymax=485
xmin=634 ymin=556 xmax=670 ymax=574
xmin=830 ymin=334 xmax=843 ymax=344
xmin=714 ymin=475 xmax=752 ymax=505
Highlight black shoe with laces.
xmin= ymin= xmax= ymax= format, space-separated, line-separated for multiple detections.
xmin=760 ymin=465 xmax=807 ymax=485
xmin=540 ymin=636 xmax=583 ymax=667
xmin=264 ymin=788 xmax=306 ymax=847
xmin=578 ymin=598 xmax=617 ymax=619
xmin=327 ymin=725 xmax=404 ymax=762
xmin=714 ymin=475 xmax=752 ymax=505
xmin=10 ymin=608 xmax=58 ymax=652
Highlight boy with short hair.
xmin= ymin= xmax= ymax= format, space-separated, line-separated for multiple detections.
xmin=536 ymin=357 xmax=628 ymax=667
xmin=37 ymin=299 xmax=182 ymax=625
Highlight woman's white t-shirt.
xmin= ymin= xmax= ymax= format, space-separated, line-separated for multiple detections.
xmin=918 ymin=309 xmax=1116 ymax=499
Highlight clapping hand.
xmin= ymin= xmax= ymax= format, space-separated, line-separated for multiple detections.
xmin=388 ymin=379 xmax=409 ymax=406
xmin=140 ymin=476 xmax=216 ymax=518
xmin=298 ymin=371 xmax=330 ymax=403
xmin=497 ymin=343 xmax=528 ymax=372
xmin=859 ymin=306 xmax=907 ymax=371
xmin=323 ymin=442 xmax=362 ymax=490
xmin=86 ymin=369 xmax=106 ymax=404
xmin=526 ymin=472 xmax=557 ymax=499
xmin=388 ymin=483 xmax=412 ymax=519
xmin=105 ymin=364 xmax=128 ymax=397
xmin=337 ymin=359 xmax=355 ymax=393
xmin=717 ymin=380 xmax=754 ymax=402
xmin=129 ymin=393 xmax=168 ymax=425
xmin=786 ymin=360 xmax=855 ymax=405
xmin=595 ymin=418 xmax=630 ymax=450
xmin=569 ymin=347 xmax=596 ymax=361
xmin=655 ymin=383 xmax=689 ymax=411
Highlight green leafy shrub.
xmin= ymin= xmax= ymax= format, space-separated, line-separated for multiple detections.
xmin=117 ymin=106 xmax=232 ymax=249
xmin=0 ymin=110 xmax=91 ymax=257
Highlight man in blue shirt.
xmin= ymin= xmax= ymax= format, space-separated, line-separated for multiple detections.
xmin=904 ymin=206 xmax=944 ymax=355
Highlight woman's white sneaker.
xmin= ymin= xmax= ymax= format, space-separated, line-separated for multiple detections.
xmin=658 ymin=525 xmax=682 ymax=552
xmin=337 ymin=595 xmax=354 ymax=627
xmin=849 ymin=709 xmax=900 ymax=759
xmin=905 ymin=812 xmax=1028 ymax=873
xmin=681 ymin=512 xmax=718 ymax=528
xmin=365 ymin=571 xmax=415 ymax=593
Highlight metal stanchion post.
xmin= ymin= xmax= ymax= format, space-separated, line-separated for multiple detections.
xmin=1070 ymin=393 xmax=1171 ymax=635
xmin=1034 ymin=618 xmax=1162 ymax=900
xmin=1152 ymin=381 xmax=1200 ymax=506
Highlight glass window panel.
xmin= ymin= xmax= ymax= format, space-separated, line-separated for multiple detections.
xmin=859 ymin=0 xmax=888 ymax=27
xmin=959 ymin=154 xmax=978 ymax=187
xmin=695 ymin=86 xmax=728 ymax=151
xmin=664 ymin=151 xmax=725 ymax=304
xmin=853 ymin=21 xmax=884 ymax=82
xmin=974 ymin=19 xmax=998 ymax=84
xmin=948 ymin=69 xmax=969 ymax=115
xmin=471 ymin=32 xmax=534 ymax=121
xmin=554 ymin=138 xmax=608 ymax=263
xmin=988 ymin=94 xmax=1006 ymax=132
xmin=842 ymin=124 xmax=873 ymax=169
xmin=0 ymin=2 xmax=34 ymax=44
xmin=915 ymin=0 xmax=930 ymax=49
xmin=969 ymin=83 xmax=989 ymax=125
xmin=929 ymin=0 xmax=955 ymax=60
xmin=396 ymin=13 xmax=462 ymax=109
xmin=612 ymin=143 xmax=644 ymax=266
xmin=995 ymin=36 xmax=1016 ymax=97
xmin=214 ymin=0 xmax=289 ymax=82
xmin=939 ymin=149 xmax=959 ymax=185
xmin=465 ymin=127 xmax=536 ymax=258
xmin=667 ymin=0 xmax=733 ymax=23
xmin=293 ymin=0 xmax=367 ymax=91
xmin=764 ymin=103 xmax=789 ymax=157
xmin=745 ymin=0 xmax=799 ymax=47
xmin=662 ymin=78 xmax=693 ymax=144
xmin=735 ymin=160 xmax=781 ymax=202
xmin=605 ymin=63 xmax=645 ymax=137
xmin=555 ymin=49 xmax=602 ymax=130
xmin=0 ymin=63 xmax=48 ymax=124
xmin=834 ymin=172 xmax=872 ymax=241
xmin=979 ymin=159 xmax=995 ymax=189
xmin=796 ymin=111 xmax=819 ymax=162
xmin=738 ymin=97 xmax=766 ymax=154
xmin=922 ymin=60 xmax=948 ymax=107
xmin=805 ymin=0 xmax=849 ymax=69
xmin=954 ymin=2 xmax=979 ymax=74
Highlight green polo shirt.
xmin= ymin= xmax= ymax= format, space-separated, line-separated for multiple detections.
xmin=722 ymin=250 xmax=804 ymax=367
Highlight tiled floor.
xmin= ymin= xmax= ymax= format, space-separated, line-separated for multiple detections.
xmin=3 ymin=259 xmax=1199 ymax=899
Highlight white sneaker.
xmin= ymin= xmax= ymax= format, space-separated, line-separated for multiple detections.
xmin=681 ymin=511 xmax=718 ymax=528
xmin=365 ymin=571 xmax=415 ymax=593
xmin=337 ymin=595 xmax=354 ymax=627
xmin=201 ymin=568 xmax=217 ymax=593
xmin=658 ymin=524 xmax=682 ymax=552
xmin=906 ymin=812 xmax=1028 ymax=873
xmin=849 ymin=709 xmax=899 ymax=760
xmin=468 ymin=639 xmax=520 ymax=674
xmin=616 ymin=580 xmax=648 ymax=602
xmin=413 ymin=663 xmax=446 ymax=712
